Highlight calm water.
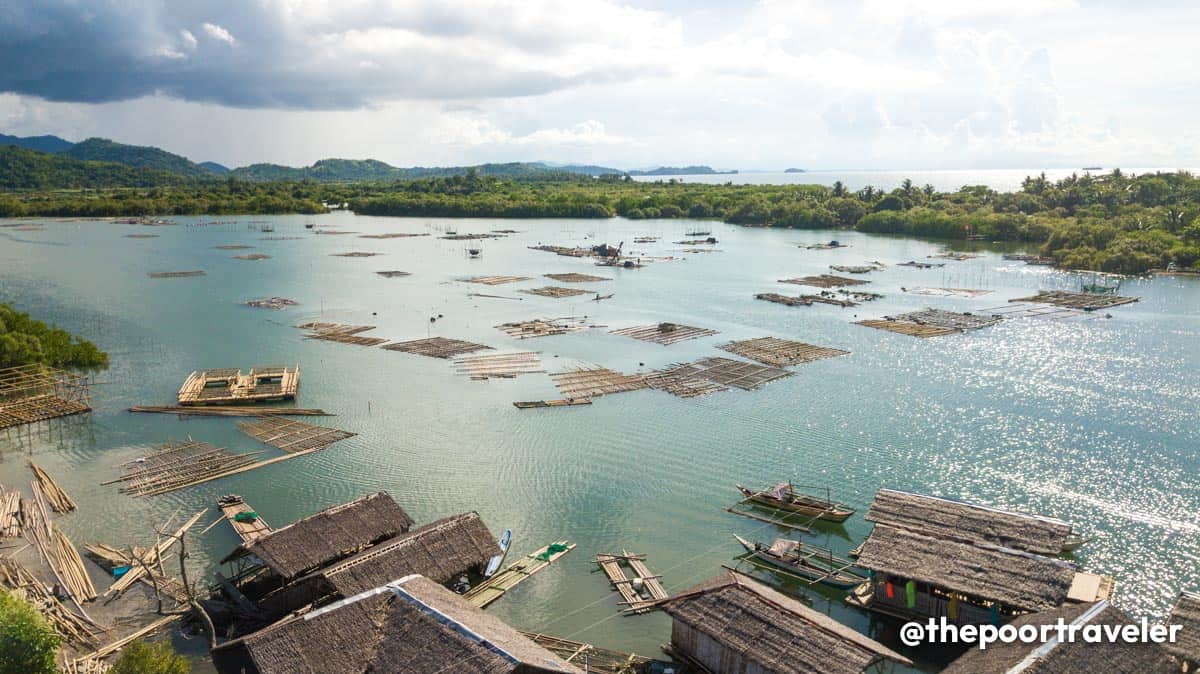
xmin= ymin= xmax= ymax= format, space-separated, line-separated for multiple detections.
xmin=1 ymin=215 xmax=1197 ymax=670
xmin=633 ymin=167 xmax=1198 ymax=192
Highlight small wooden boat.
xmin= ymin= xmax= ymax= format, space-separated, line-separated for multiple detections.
xmin=1062 ymin=533 xmax=1089 ymax=553
xmin=593 ymin=293 xmax=614 ymax=301
xmin=733 ymin=534 xmax=866 ymax=589
xmin=735 ymin=483 xmax=854 ymax=523
xmin=485 ymin=529 xmax=513 ymax=577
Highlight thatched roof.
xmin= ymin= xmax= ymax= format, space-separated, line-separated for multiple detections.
xmin=865 ymin=488 xmax=1072 ymax=556
xmin=855 ymin=525 xmax=1076 ymax=612
xmin=1166 ymin=591 xmax=1200 ymax=663
xmin=943 ymin=601 xmax=1178 ymax=673
xmin=661 ymin=571 xmax=911 ymax=674
xmin=220 ymin=492 xmax=414 ymax=580
xmin=284 ymin=512 xmax=498 ymax=605
xmin=211 ymin=574 xmax=580 ymax=674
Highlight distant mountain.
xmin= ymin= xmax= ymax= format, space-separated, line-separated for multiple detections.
xmin=627 ymin=165 xmax=737 ymax=176
xmin=64 ymin=138 xmax=214 ymax=177
xmin=533 ymin=162 xmax=624 ymax=176
xmin=227 ymin=159 xmax=622 ymax=182
xmin=199 ymin=161 xmax=230 ymax=174
xmin=0 ymin=146 xmax=186 ymax=189
xmin=0 ymin=133 xmax=75 ymax=154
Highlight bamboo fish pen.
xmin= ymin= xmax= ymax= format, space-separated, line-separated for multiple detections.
xmin=550 ymin=367 xmax=648 ymax=398
xmin=381 ymin=336 xmax=492 ymax=359
xmin=719 ymin=337 xmax=849 ymax=367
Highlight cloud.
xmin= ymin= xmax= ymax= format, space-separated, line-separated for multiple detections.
xmin=201 ymin=22 xmax=236 ymax=45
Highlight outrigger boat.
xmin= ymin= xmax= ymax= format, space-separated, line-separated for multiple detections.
xmin=735 ymin=482 xmax=855 ymax=523
xmin=733 ymin=534 xmax=867 ymax=590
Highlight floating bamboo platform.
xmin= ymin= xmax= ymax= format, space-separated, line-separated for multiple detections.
xmin=754 ymin=293 xmax=814 ymax=307
xmin=654 ymin=357 xmax=792 ymax=391
xmin=904 ymin=287 xmax=992 ymax=297
xmin=382 ymin=336 xmax=493 ymax=359
xmin=929 ymin=252 xmax=980 ymax=260
xmin=520 ymin=286 xmax=593 ymax=298
xmin=238 ymin=416 xmax=355 ymax=453
xmin=545 ymin=273 xmax=611 ymax=283
xmin=109 ymin=441 xmax=263 ymax=497
xmin=610 ymin=323 xmax=719 ymax=345
xmin=232 ymin=253 xmax=270 ymax=260
xmin=358 ymin=232 xmax=429 ymax=239
xmin=454 ymin=351 xmax=544 ymax=380
xmin=330 ymin=251 xmax=381 ymax=257
xmin=529 ymin=245 xmax=592 ymax=257
xmin=897 ymin=260 xmax=944 ymax=268
xmin=977 ymin=304 xmax=1088 ymax=320
xmin=856 ymin=308 xmax=1003 ymax=338
xmin=244 ymin=297 xmax=298 ymax=309
xmin=720 ymin=337 xmax=849 ymax=367
xmin=216 ymin=244 xmax=253 ymax=250
xmin=829 ymin=264 xmax=882 ymax=274
xmin=177 ymin=365 xmax=299 ymax=405
xmin=644 ymin=370 xmax=728 ymax=399
xmin=550 ymin=367 xmax=648 ymax=398
xmin=0 ymin=364 xmax=92 ymax=430
xmin=595 ymin=551 xmax=670 ymax=614
xmin=513 ymin=399 xmax=592 ymax=409
xmin=463 ymin=275 xmax=530 ymax=285
xmin=218 ymin=495 xmax=272 ymax=542
xmin=147 ymin=270 xmax=205 ymax=278
xmin=779 ymin=274 xmax=869 ymax=288
xmin=463 ymin=540 xmax=575 ymax=608
xmin=518 ymin=632 xmax=660 ymax=674
xmin=374 ymin=270 xmax=411 ymax=278
xmin=129 ymin=405 xmax=329 ymax=417
xmin=124 ymin=234 xmax=158 ymax=238
xmin=495 ymin=317 xmax=596 ymax=339
xmin=29 ymin=461 xmax=76 ymax=513
xmin=1010 ymin=290 xmax=1140 ymax=311
xmin=297 ymin=322 xmax=388 ymax=346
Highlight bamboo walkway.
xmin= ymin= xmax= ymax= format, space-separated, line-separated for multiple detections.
xmin=595 ymin=551 xmax=669 ymax=614
xmin=463 ymin=540 xmax=575 ymax=608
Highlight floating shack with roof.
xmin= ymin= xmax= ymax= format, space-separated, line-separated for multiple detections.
xmin=178 ymin=365 xmax=299 ymax=405
xmin=660 ymin=571 xmax=912 ymax=674
xmin=211 ymin=574 xmax=581 ymax=674
xmin=942 ymin=601 xmax=1178 ymax=673
xmin=1166 ymin=591 xmax=1200 ymax=668
xmin=256 ymin=511 xmax=498 ymax=618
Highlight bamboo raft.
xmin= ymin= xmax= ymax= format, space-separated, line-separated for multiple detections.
xmin=545 ymin=273 xmax=611 ymax=283
xmin=232 ymin=253 xmax=270 ymax=260
xmin=719 ymin=337 xmax=849 ymax=367
xmin=897 ymin=261 xmax=944 ymax=268
xmin=644 ymin=370 xmax=728 ymax=399
xmin=244 ymin=297 xmax=299 ymax=309
xmin=755 ymin=292 xmax=858 ymax=307
xmin=0 ymin=364 xmax=93 ymax=430
xmin=29 ymin=460 xmax=76 ymax=513
xmin=496 ymin=317 xmax=597 ymax=339
xmin=129 ymin=405 xmax=329 ymax=416
xmin=778 ymin=274 xmax=868 ymax=288
xmin=330 ymin=251 xmax=381 ymax=257
xmin=454 ymin=351 xmax=544 ymax=380
xmin=374 ymin=270 xmax=411 ymax=278
xmin=520 ymin=286 xmax=594 ymax=298
xmin=830 ymin=264 xmax=882 ymax=274
xmin=551 ymin=367 xmax=649 ymax=398
xmin=218 ymin=495 xmax=272 ymax=542
xmin=528 ymin=245 xmax=592 ymax=257
xmin=518 ymin=632 xmax=659 ymax=674
xmin=462 ymin=275 xmax=531 ymax=285
xmin=857 ymin=308 xmax=1003 ymax=338
xmin=929 ymin=252 xmax=980 ymax=260
xmin=108 ymin=441 xmax=263 ymax=497
xmin=1010 ymin=290 xmax=1140 ymax=311
xmin=147 ymin=270 xmax=205 ymax=278
xmin=463 ymin=540 xmax=575 ymax=608
xmin=513 ymin=399 xmax=593 ymax=409
xmin=215 ymin=244 xmax=253 ymax=250
xmin=653 ymin=357 xmax=791 ymax=391
xmin=178 ymin=365 xmax=299 ymax=405
xmin=124 ymin=233 xmax=158 ymax=238
xmin=238 ymin=417 xmax=355 ymax=453
xmin=359 ymin=233 xmax=429 ymax=239
xmin=382 ymin=336 xmax=492 ymax=359
xmin=610 ymin=323 xmax=719 ymax=346
xmin=297 ymin=322 xmax=388 ymax=346
xmin=595 ymin=551 xmax=669 ymax=614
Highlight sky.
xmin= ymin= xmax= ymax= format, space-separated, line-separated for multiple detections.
xmin=1 ymin=0 xmax=1198 ymax=170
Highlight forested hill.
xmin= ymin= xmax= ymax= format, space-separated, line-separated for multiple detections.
xmin=0 ymin=133 xmax=75 ymax=154
xmin=0 ymin=146 xmax=187 ymax=189
xmin=63 ymin=138 xmax=215 ymax=177
xmin=228 ymin=160 xmax=623 ymax=182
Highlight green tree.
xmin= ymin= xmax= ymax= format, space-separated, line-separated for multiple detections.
xmin=109 ymin=640 xmax=190 ymax=674
xmin=0 ymin=590 xmax=60 ymax=674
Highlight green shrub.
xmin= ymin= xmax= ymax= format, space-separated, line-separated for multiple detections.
xmin=110 ymin=640 xmax=191 ymax=674
xmin=0 ymin=590 xmax=60 ymax=674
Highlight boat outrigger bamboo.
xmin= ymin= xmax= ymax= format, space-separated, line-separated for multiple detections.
xmin=735 ymin=482 xmax=855 ymax=523
xmin=733 ymin=534 xmax=867 ymax=589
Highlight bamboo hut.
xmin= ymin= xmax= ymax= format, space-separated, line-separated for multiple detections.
xmin=660 ymin=571 xmax=911 ymax=674
xmin=220 ymin=492 xmax=413 ymax=587
xmin=1166 ymin=591 xmax=1200 ymax=669
xmin=257 ymin=512 xmax=497 ymax=618
xmin=211 ymin=574 xmax=581 ymax=674
xmin=943 ymin=601 xmax=1178 ymax=673
xmin=850 ymin=525 xmax=1111 ymax=625
xmin=865 ymin=489 xmax=1083 ymax=556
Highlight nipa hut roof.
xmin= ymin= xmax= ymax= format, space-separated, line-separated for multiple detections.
xmin=220 ymin=492 xmax=414 ymax=581
xmin=865 ymin=488 xmax=1072 ymax=556
xmin=942 ymin=601 xmax=1178 ymax=674
xmin=661 ymin=571 xmax=912 ymax=674
xmin=1166 ymin=591 xmax=1200 ymax=663
xmin=295 ymin=511 xmax=498 ymax=600
xmin=211 ymin=574 xmax=580 ymax=674
xmin=855 ymin=525 xmax=1076 ymax=612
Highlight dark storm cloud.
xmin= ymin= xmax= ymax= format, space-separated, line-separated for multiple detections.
xmin=0 ymin=0 xmax=665 ymax=109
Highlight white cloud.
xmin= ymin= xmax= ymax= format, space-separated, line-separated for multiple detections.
xmin=201 ymin=22 xmax=236 ymax=45
xmin=180 ymin=29 xmax=198 ymax=49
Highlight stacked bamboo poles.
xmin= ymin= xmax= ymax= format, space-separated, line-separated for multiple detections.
xmin=29 ymin=460 xmax=77 ymax=513
xmin=103 ymin=509 xmax=205 ymax=600
xmin=24 ymin=481 xmax=97 ymax=602
xmin=0 ymin=484 xmax=20 ymax=538
xmin=0 ymin=559 xmax=102 ymax=648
